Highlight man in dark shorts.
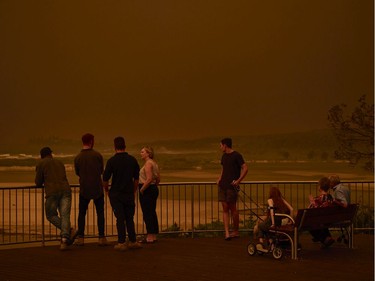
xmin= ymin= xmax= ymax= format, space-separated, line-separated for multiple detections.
xmin=217 ymin=138 xmax=248 ymax=240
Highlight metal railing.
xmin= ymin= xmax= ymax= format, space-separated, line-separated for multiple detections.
xmin=1 ymin=181 xmax=373 ymax=246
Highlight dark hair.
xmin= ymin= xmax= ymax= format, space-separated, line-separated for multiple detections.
xmin=269 ymin=186 xmax=289 ymax=215
xmin=221 ymin=138 xmax=232 ymax=148
xmin=82 ymin=133 xmax=94 ymax=145
xmin=319 ymin=177 xmax=331 ymax=192
xmin=40 ymin=147 xmax=52 ymax=159
xmin=114 ymin=137 xmax=126 ymax=150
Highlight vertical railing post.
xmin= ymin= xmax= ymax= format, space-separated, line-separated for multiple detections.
xmin=0 ymin=181 xmax=373 ymax=247
xmin=191 ymin=185 xmax=194 ymax=238
xmin=41 ymin=187 xmax=45 ymax=247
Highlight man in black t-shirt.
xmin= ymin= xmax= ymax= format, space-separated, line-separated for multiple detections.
xmin=74 ymin=133 xmax=108 ymax=246
xmin=217 ymin=138 xmax=248 ymax=240
xmin=103 ymin=136 xmax=142 ymax=251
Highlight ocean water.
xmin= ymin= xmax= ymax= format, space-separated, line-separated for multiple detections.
xmin=0 ymin=151 xmax=373 ymax=188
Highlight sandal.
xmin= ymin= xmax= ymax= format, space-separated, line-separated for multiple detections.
xmin=138 ymin=238 xmax=147 ymax=244
xmin=138 ymin=237 xmax=156 ymax=244
xmin=229 ymin=232 xmax=240 ymax=238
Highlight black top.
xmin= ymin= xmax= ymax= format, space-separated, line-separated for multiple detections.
xmin=219 ymin=151 xmax=245 ymax=188
xmin=74 ymin=148 xmax=104 ymax=200
xmin=103 ymin=152 xmax=140 ymax=198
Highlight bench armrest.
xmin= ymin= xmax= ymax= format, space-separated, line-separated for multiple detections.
xmin=275 ymin=213 xmax=295 ymax=225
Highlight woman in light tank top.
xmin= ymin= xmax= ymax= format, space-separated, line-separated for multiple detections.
xmin=138 ymin=146 xmax=160 ymax=243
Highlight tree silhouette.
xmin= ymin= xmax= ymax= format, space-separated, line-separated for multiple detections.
xmin=328 ymin=95 xmax=374 ymax=171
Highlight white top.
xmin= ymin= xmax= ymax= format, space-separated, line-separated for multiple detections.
xmin=139 ymin=159 xmax=160 ymax=184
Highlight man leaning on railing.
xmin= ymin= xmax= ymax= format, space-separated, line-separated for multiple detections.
xmin=35 ymin=147 xmax=78 ymax=250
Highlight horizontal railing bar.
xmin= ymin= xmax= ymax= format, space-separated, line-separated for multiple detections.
xmin=1 ymin=181 xmax=373 ymax=246
xmin=1 ymin=180 xmax=372 ymax=189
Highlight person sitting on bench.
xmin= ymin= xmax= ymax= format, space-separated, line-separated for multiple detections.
xmin=308 ymin=177 xmax=335 ymax=249
xmin=329 ymin=175 xmax=350 ymax=208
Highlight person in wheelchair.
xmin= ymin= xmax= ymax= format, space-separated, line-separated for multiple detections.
xmin=256 ymin=186 xmax=294 ymax=251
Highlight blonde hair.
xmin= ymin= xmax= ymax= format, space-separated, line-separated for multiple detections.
xmin=143 ymin=146 xmax=154 ymax=159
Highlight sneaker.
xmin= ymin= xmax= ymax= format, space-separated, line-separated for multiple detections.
xmin=128 ymin=241 xmax=142 ymax=249
xmin=98 ymin=237 xmax=109 ymax=246
xmin=114 ymin=242 xmax=128 ymax=251
xmin=75 ymin=236 xmax=84 ymax=246
xmin=67 ymin=228 xmax=79 ymax=246
xmin=60 ymin=238 xmax=69 ymax=251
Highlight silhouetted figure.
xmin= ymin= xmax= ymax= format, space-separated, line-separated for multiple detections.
xmin=35 ymin=147 xmax=77 ymax=250
xmin=217 ymin=138 xmax=248 ymax=240
xmin=309 ymin=177 xmax=335 ymax=249
xmin=138 ymin=146 xmax=160 ymax=243
xmin=103 ymin=137 xmax=142 ymax=251
xmin=74 ymin=133 xmax=108 ymax=246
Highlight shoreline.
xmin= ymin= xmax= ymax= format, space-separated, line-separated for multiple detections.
xmin=0 ymin=161 xmax=374 ymax=188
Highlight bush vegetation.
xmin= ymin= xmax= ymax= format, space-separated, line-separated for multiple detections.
xmin=158 ymin=207 xmax=374 ymax=238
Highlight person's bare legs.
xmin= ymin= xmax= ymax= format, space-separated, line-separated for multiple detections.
xmin=253 ymin=215 xmax=267 ymax=239
xmin=229 ymin=202 xmax=239 ymax=237
xmin=221 ymin=202 xmax=230 ymax=239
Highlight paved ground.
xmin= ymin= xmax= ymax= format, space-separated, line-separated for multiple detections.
xmin=0 ymin=233 xmax=373 ymax=281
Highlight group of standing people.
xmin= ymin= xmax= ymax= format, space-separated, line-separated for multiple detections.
xmin=35 ymin=134 xmax=160 ymax=251
xmin=35 ymin=136 xmax=249 ymax=249
xmin=35 ymin=134 xmax=351 ymax=251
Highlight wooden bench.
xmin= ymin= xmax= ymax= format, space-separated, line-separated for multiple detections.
xmin=270 ymin=203 xmax=359 ymax=260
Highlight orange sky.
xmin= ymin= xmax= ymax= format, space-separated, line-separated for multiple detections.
xmin=0 ymin=0 xmax=373 ymax=145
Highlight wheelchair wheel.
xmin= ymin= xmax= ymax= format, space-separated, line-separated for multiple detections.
xmin=247 ymin=243 xmax=257 ymax=256
xmin=272 ymin=247 xmax=283 ymax=260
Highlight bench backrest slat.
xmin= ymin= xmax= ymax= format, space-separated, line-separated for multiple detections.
xmin=295 ymin=204 xmax=358 ymax=231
